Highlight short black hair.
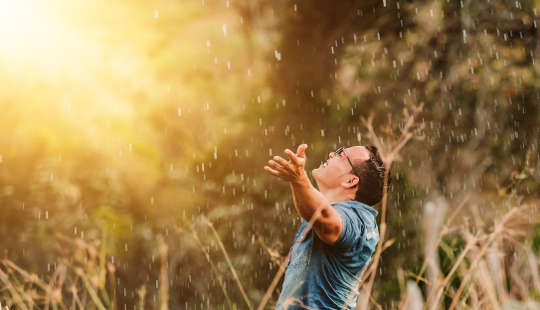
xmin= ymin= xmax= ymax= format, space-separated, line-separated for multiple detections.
xmin=352 ymin=146 xmax=390 ymax=206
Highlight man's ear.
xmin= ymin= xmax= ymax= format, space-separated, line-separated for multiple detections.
xmin=341 ymin=175 xmax=359 ymax=189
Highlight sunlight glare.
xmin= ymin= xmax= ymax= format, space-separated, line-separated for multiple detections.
xmin=0 ymin=0 xmax=84 ymax=74
xmin=0 ymin=0 xmax=52 ymax=53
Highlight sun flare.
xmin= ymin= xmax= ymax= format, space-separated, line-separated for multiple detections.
xmin=0 ymin=0 xmax=60 ymax=59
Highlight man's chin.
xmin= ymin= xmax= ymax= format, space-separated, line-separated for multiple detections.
xmin=311 ymin=168 xmax=322 ymax=189
xmin=311 ymin=167 xmax=320 ymax=178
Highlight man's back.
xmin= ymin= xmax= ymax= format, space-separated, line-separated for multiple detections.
xmin=276 ymin=201 xmax=379 ymax=310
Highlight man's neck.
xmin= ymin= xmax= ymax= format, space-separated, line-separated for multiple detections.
xmin=317 ymin=186 xmax=352 ymax=203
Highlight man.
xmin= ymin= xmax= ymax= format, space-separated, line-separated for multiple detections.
xmin=263 ymin=144 xmax=389 ymax=309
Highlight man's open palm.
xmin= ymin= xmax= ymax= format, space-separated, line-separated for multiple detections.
xmin=264 ymin=144 xmax=308 ymax=183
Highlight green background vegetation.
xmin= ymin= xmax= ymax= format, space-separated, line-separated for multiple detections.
xmin=0 ymin=0 xmax=538 ymax=308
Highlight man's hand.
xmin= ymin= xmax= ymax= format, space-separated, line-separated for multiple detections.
xmin=263 ymin=144 xmax=308 ymax=184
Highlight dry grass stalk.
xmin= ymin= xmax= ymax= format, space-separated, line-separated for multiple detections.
xmin=423 ymin=199 xmax=447 ymax=303
xmin=158 ymin=236 xmax=169 ymax=310
xmin=474 ymin=259 xmax=500 ymax=310
xmin=405 ymin=281 xmax=424 ymax=310
xmin=204 ymin=218 xmax=254 ymax=310
xmin=412 ymin=195 xmax=469 ymax=287
xmin=355 ymin=103 xmax=425 ymax=310
xmin=525 ymin=248 xmax=540 ymax=294
xmin=137 ymin=285 xmax=147 ymax=310
xmin=509 ymin=258 xmax=529 ymax=300
xmin=486 ymin=242 xmax=508 ymax=304
xmin=443 ymin=204 xmax=538 ymax=310
xmin=185 ymin=224 xmax=234 ymax=309
xmin=0 ymin=267 xmax=29 ymax=310
xmin=107 ymin=262 xmax=118 ymax=310
xmin=1 ymin=233 xmax=120 ymax=310
xmin=76 ymin=268 xmax=107 ymax=310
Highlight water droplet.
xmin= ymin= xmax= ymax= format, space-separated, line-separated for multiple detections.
xmin=222 ymin=24 xmax=227 ymax=36
xmin=274 ymin=50 xmax=281 ymax=61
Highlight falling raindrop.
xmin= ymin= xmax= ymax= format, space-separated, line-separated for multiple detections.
xmin=222 ymin=24 xmax=227 ymax=36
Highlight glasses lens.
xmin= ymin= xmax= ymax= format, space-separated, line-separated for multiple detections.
xmin=336 ymin=147 xmax=343 ymax=155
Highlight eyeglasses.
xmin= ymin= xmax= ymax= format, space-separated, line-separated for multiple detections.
xmin=335 ymin=146 xmax=360 ymax=177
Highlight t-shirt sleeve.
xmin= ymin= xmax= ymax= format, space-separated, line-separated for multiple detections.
xmin=333 ymin=206 xmax=365 ymax=249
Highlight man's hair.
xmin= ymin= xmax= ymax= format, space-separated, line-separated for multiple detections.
xmin=352 ymin=146 xmax=391 ymax=206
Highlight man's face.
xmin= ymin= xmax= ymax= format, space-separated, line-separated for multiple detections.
xmin=312 ymin=146 xmax=370 ymax=189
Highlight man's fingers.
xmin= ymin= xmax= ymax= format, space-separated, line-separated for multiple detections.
xmin=284 ymin=149 xmax=300 ymax=165
xmin=268 ymin=159 xmax=289 ymax=174
xmin=272 ymin=156 xmax=293 ymax=171
xmin=264 ymin=165 xmax=289 ymax=181
xmin=264 ymin=165 xmax=282 ymax=177
xmin=296 ymin=144 xmax=308 ymax=157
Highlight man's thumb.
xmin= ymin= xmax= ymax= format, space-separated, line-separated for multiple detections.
xmin=297 ymin=144 xmax=308 ymax=157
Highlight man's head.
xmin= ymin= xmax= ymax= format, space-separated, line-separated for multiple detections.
xmin=312 ymin=145 xmax=389 ymax=206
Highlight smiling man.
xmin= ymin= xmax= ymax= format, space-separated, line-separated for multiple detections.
xmin=263 ymin=144 xmax=389 ymax=310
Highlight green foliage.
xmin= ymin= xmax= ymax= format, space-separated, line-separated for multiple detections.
xmin=0 ymin=0 xmax=538 ymax=308
xmin=532 ymin=224 xmax=540 ymax=253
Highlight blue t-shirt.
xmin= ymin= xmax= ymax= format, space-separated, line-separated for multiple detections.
xmin=276 ymin=201 xmax=379 ymax=310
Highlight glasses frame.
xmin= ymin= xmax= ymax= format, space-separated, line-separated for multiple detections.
xmin=335 ymin=146 xmax=361 ymax=177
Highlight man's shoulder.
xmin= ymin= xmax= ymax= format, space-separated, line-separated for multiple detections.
xmin=330 ymin=201 xmax=378 ymax=223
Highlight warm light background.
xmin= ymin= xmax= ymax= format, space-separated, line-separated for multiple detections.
xmin=0 ymin=0 xmax=538 ymax=308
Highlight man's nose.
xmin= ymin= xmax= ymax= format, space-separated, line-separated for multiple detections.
xmin=329 ymin=152 xmax=335 ymax=158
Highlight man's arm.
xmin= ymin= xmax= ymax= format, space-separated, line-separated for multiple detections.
xmin=264 ymin=144 xmax=343 ymax=244
xmin=289 ymin=173 xmax=343 ymax=244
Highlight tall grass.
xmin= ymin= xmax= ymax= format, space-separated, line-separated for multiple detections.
xmin=1 ymin=104 xmax=538 ymax=309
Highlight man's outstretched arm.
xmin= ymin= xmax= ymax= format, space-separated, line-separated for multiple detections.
xmin=263 ymin=144 xmax=343 ymax=244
